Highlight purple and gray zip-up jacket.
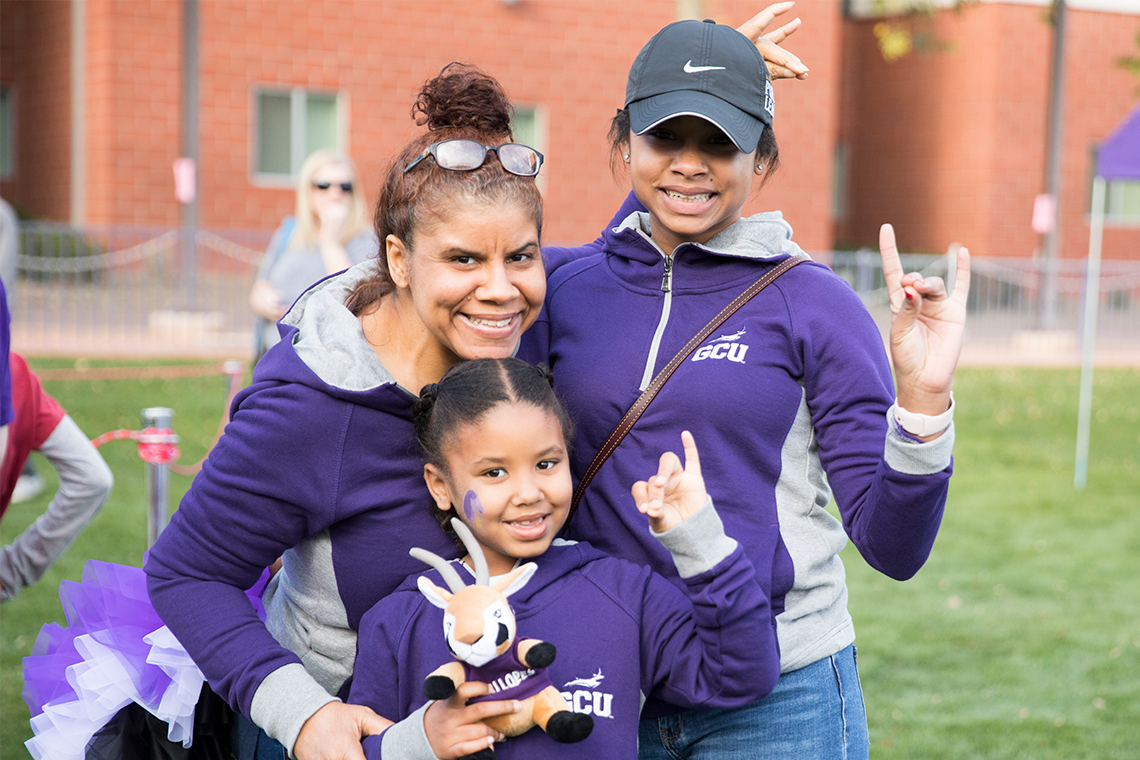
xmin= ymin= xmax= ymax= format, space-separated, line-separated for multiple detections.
xmin=522 ymin=208 xmax=954 ymax=679
xmin=351 ymin=498 xmax=778 ymax=760
xmin=145 ymin=261 xmax=463 ymax=753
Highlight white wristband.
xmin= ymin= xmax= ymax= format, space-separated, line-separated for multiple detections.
xmin=894 ymin=393 xmax=955 ymax=437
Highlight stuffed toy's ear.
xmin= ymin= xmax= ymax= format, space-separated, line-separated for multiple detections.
xmin=493 ymin=562 xmax=538 ymax=599
xmin=417 ymin=576 xmax=453 ymax=609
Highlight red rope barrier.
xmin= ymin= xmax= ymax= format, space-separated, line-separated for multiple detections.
xmin=87 ymin=361 xmax=247 ymax=476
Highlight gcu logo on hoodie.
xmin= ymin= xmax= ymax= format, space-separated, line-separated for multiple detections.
xmin=561 ymin=669 xmax=614 ymax=719
xmin=691 ymin=327 xmax=749 ymax=365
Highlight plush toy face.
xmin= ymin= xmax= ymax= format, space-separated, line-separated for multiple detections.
xmin=416 ymin=562 xmax=536 ymax=668
xmin=442 ymin=588 xmax=516 ymax=667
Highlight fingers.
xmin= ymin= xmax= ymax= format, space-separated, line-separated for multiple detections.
xmin=756 ymin=38 xmax=809 ymax=79
xmin=763 ymin=15 xmax=801 ymax=45
xmin=451 ymin=680 xmax=492 ymax=703
xmin=679 ymin=430 xmax=701 ymax=479
xmin=737 ymin=2 xmax=797 ymax=40
xmin=951 ymin=246 xmax=971 ymax=308
xmin=447 ymin=736 xmax=497 ymax=758
xmin=631 ymin=480 xmax=649 ymax=513
xmin=879 ymin=223 xmax=905 ymax=312
xmin=354 ymin=706 xmax=394 ymax=737
xmin=644 ymin=451 xmax=682 ymax=517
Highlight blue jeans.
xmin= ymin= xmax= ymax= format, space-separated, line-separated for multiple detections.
xmin=639 ymin=644 xmax=868 ymax=760
xmin=233 ymin=714 xmax=290 ymax=760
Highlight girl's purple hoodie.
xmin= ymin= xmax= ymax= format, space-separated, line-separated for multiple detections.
xmin=351 ymin=499 xmax=778 ymax=760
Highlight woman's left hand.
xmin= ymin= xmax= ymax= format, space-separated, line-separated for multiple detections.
xmin=737 ymin=2 xmax=809 ymax=80
xmin=880 ymin=224 xmax=971 ymax=418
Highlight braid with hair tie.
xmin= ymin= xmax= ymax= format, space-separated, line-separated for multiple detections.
xmin=534 ymin=363 xmax=555 ymax=389
xmin=412 ymin=383 xmax=441 ymax=438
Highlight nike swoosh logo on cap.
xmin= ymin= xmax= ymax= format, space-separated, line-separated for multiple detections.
xmin=683 ymin=60 xmax=726 ymax=73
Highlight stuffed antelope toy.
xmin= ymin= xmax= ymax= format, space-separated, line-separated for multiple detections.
xmin=410 ymin=519 xmax=594 ymax=758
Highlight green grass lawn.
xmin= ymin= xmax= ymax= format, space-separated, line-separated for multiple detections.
xmin=2 ymin=361 xmax=1138 ymax=758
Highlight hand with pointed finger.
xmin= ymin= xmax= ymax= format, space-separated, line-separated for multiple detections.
xmin=878 ymin=224 xmax=971 ymax=419
xmin=631 ymin=431 xmax=709 ymax=533
xmin=424 ymin=680 xmax=515 ymax=760
xmin=736 ymin=2 xmax=809 ymax=80
xmin=293 ymin=701 xmax=393 ymax=760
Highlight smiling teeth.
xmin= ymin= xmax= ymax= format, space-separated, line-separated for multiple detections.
xmin=666 ymin=190 xmax=712 ymax=203
xmin=467 ymin=316 xmax=513 ymax=328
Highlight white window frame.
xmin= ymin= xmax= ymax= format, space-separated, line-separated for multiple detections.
xmin=510 ymin=102 xmax=547 ymax=192
xmin=250 ymin=86 xmax=348 ymax=186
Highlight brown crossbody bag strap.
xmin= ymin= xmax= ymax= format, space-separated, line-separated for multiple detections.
xmin=567 ymin=254 xmax=809 ymax=520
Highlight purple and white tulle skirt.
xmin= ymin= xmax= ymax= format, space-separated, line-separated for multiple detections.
xmin=22 ymin=560 xmax=267 ymax=760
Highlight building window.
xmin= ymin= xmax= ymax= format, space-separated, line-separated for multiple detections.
xmin=254 ymin=88 xmax=343 ymax=181
xmin=511 ymin=104 xmax=545 ymax=188
xmin=1 ymin=86 xmax=14 ymax=179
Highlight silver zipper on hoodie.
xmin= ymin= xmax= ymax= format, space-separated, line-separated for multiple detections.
xmin=639 ymin=252 xmax=674 ymax=391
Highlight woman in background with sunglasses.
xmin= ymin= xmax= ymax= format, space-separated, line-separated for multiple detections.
xmin=250 ymin=149 xmax=375 ymax=359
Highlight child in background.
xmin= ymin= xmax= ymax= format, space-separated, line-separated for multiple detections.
xmin=348 ymin=357 xmax=780 ymax=760
xmin=1 ymin=353 xmax=113 ymax=601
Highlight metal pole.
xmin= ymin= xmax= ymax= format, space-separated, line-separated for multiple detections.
xmin=180 ymin=0 xmax=200 ymax=308
xmin=1074 ymin=177 xmax=1105 ymax=490
xmin=1039 ymin=0 xmax=1066 ymax=330
xmin=142 ymin=407 xmax=174 ymax=545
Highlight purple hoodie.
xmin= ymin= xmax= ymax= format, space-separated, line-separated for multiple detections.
xmin=351 ymin=499 xmax=778 ymax=760
xmin=521 ymin=206 xmax=955 ymax=677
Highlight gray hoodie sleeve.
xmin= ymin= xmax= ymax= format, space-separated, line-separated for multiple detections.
xmin=650 ymin=496 xmax=738 ymax=579
xmin=249 ymin=663 xmax=340 ymax=758
xmin=0 ymin=415 xmax=113 ymax=602
xmin=373 ymin=701 xmax=439 ymax=760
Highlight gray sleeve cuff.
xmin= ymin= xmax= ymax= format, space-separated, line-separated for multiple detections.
xmin=380 ymin=701 xmax=439 ymax=760
xmin=884 ymin=409 xmax=955 ymax=475
xmin=651 ymin=496 xmax=738 ymax=579
xmin=250 ymin=663 xmax=339 ymax=758
xmin=0 ymin=416 xmax=112 ymax=602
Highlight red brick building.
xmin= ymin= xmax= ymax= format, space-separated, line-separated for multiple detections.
xmin=1 ymin=0 xmax=1138 ymax=260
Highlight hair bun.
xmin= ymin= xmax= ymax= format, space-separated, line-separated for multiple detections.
xmin=413 ymin=63 xmax=513 ymax=137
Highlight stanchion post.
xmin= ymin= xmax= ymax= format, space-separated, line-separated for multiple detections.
xmin=142 ymin=407 xmax=174 ymax=546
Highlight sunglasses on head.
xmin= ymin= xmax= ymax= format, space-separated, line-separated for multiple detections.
xmin=403 ymin=139 xmax=544 ymax=178
xmin=312 ymin=181 xmax=353 ymax=193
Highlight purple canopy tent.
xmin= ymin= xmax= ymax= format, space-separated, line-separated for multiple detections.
xmin=1075 ymin=102 xmax=1140 ymax=488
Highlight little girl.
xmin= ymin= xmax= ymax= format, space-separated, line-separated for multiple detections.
xmin=348 ymin=357 xmax=780 ymax=759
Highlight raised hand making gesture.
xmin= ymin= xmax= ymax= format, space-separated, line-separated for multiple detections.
xmin=632 ymin=431 xmax=709 ymax=534
xmin=879 ymin=224 xmax=971 ymax=438
xmin=737 ymin=1 xmax=810 ymax=80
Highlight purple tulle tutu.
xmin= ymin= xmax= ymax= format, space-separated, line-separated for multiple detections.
xmin=22 ymin=560 xmax=268 ymax=760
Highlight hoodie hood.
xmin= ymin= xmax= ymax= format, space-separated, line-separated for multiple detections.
xmin=399 ymin=540 xmax=611 ymax=615
xmin=606 ymin=210 xmax=811 ymax=291
xmin=251 ymin=260 xmax=413 ymax=412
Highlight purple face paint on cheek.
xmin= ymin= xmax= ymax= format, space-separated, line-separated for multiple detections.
xmin=463 ymin=490 xmax=484 ymax=527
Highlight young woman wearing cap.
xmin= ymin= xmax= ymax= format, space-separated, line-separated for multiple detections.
xmin=523 ymin=18 xmax=970 ymax=760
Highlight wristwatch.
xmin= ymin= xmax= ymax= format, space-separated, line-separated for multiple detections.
xmin=894 ymin=393 xmax=955 ymax=437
